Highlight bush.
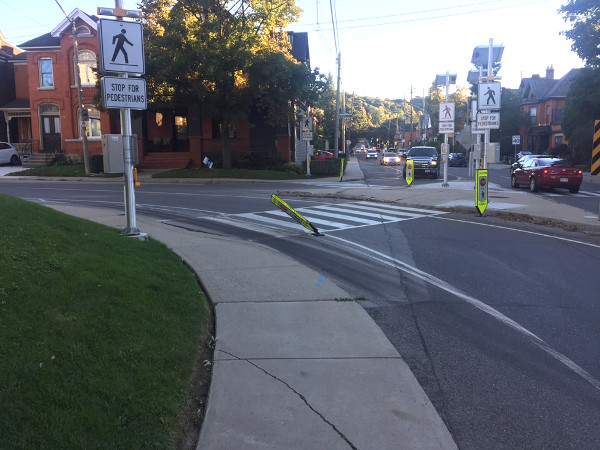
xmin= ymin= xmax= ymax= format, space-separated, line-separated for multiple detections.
xmin=282 ymin=162 xmax=305 ymax=175
xmin=310 ymin=158 xmax=343 ymax=176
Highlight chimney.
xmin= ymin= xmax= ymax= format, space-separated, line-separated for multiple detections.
xmin=532 ymin=74 xmax=540 ymax=79
xmin=546 ymin=65 xmax=554 ymax=80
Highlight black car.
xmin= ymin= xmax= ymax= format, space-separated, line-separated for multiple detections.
xmin=448 ymin=153 xmax=467 ymax=167
xmin=402 ymin=146 xmax=440 ymax=179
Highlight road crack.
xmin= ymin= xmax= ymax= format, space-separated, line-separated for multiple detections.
xmin=218 ymin=349 xmax=357 ymax=449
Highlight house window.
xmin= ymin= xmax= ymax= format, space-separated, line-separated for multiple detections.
xmin=77 ymin=50 xmax=97 ymax=86
xmin=75 ymin=25 xmax=92 ymax=37
xmin=529 ymin=107 xmax=537 ymax=126
xmin=175 ymin=116 xmax=188 ymax=140
xmin=39 ymin=59 xmax=54 ymax=87
xmin=546 ymin=106 xmax=550 ymax=124
xmin=555 ymin=135 xmax=563 ymax=147
xmin=80 ymin=106 xmax=101 ymax=138
xmin=552 ymin=108 xmax=563 ymax=125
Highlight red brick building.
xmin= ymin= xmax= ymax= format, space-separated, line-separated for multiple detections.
xmin=0 ymin=9 xmax=310 ymax=169
xmin=519 ymin=66 xmax=581 ymax=153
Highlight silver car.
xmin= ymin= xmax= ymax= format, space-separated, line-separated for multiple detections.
xmin=0 ymin=142 xmax=21 ymax=166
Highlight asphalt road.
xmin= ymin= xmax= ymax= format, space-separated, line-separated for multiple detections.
xmin=2 ymin=178 xmax=600 ymax=449
xmin=355 ymin=153 xmax=600 ymax=215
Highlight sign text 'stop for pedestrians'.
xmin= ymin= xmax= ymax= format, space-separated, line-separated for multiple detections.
xmin=98 ymin=19 xmax=145 ymax=74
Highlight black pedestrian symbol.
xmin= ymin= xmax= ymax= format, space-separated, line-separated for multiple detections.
xmin=443 ymin=105 xmax=452 ymax=119
xmin=485 ymin=86 xmax=496 ymax=105
xmin=111 ymin=29 xmax=133 ymax=64
xmin=304 ymin=118 xmax=310 ymax=130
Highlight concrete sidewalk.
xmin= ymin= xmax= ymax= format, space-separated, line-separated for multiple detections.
xmin=46 ymin=157 xmax=599 ymax=450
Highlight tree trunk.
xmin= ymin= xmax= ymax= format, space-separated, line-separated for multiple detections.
xmin=221 ymin=118 xmax=232 ymax=169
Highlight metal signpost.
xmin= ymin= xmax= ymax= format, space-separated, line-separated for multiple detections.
xmin=302 ymin=115 xmax=313 ymax=178
xmin=436 ymin=73 xmax=457 ymax=187
xmin=472 ymin=39 xmax=503 ymax=169
xmin=98 ymin=2 xmax=146 ymax=239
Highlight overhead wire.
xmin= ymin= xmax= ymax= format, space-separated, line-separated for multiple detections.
xmin=297 ymin=0 xmax=554 ymax=32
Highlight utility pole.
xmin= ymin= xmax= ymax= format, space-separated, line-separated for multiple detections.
xmin=334 ymin=52 xmax=341 ymax=157
xmin=410 ymin=85 xmax=413 ymax=146
xmin=55 ymin=0 xmax=90 ymax=174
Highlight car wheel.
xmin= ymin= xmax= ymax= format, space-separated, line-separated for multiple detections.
xmin=511 ymin=174 xmax=519 ymax=188
xmin=10 ymin=155 xmax=20 ymax=166
xmin=569 ymin=186 xmax=580 ymax=193
xmin=529 ymin=177 xmax=539 ymax=192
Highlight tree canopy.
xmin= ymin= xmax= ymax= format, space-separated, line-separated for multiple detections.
xmin=559 ymin=0 xmax=600 ymax=67
xmin=140 ymin=0 xmax=323 ymax=168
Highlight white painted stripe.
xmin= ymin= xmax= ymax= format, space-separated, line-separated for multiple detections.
xmin=311 ymin=205 xmax=418 ymax=221
xmin=295 ymin=208 xmax=382 ymax=225
xmin=352 ymin=201 xmax=446 ymax=215
xmin=237 ymin=212 xmax=304 ymax=229
xmin=326 ymin=234 xmax=600 ymax=391
xmin=264 ymin=210 xmax=350 ymax=229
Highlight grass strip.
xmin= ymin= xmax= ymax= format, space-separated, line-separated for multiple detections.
xmin=152 ymin=167 xmax=307 ymax=180
xmin=0 ymin=195 xmax=211 ymax=449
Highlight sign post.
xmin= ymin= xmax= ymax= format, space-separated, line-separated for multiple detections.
xmin=302 ymin=115 xmax=313 ymax=177
xmin=98 ymin=4 xmax=146 ymax=239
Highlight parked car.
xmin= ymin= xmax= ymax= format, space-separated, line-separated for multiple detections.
xmin=366 ymin=149 xmax=378 ymax=159
xmin=511 ymin=157 xmax=583 ymax=193
xmin=448 ymin=153 xmax=467 ymax=167
xmin=0 ymin=142 xmax=21 ymax=166
xmin=510 ymin=154 xmax=547 ymax=173
xmin=380 ymin=152 xmax=401 ymax=166
xmin=402 ymin=146 xmax=440 ymax=178
xmin=313 ymin=150 xmax=334 ymax=160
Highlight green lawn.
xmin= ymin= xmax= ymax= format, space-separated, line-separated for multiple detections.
xmin=7 ymin=164 xmax=122 ymax=178
xmin=0 ymin=195 xmax=212 ymax=449
xmin=152 ymin=167 xmax=307 ymax=180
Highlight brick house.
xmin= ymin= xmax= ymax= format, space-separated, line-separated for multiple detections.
xmin=519 ymin=66 xmax=581 ymax=153
xmin=0 ymin=31 xmax=29 ymax=148
xmin=0 ymin=9 xmax=310 ymax=169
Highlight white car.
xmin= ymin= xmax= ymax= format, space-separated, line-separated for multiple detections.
xmin=0 ymin=142 xmax=21 ymax=166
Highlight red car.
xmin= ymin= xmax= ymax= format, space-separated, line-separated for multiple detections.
xmin=511 ymin=157 xmax=583 ymax=193
xmin=313 ymin=150 xmax=334 ymax=160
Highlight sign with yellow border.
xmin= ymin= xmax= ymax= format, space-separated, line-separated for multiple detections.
xmin=270 ymin=194 xmax=321 ymax=235
xmin=405 ymin=159 xmax=414 ymax=186
xmin=475 ymin=169 xmax=488 ymax=215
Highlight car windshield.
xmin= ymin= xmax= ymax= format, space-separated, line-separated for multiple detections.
xmin=408 ymin=148 xmax=437 ymax=157
xmin=384 ymin=153 xmax=396 ymax=157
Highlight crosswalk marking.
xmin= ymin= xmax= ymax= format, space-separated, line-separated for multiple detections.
xmin=204 ymin=201 xmax=446 ymax=234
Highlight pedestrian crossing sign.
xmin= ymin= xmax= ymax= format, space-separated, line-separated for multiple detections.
xmin=98 ymin=19 xmax=145 ymax=74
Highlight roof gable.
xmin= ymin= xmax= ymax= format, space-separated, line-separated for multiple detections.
xmin=51 ymin=8 xmax=98 ymax=37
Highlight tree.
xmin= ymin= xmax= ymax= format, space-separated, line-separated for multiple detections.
xmin=561 ymin=68 xmax=600 ymax=163
xmin=559 ymin=0 xmax=600 ymax=67
xmin=141 ymin=0 xmax=321 ymax=169
xmin=491 ymin=88 xmax=527 ymax=159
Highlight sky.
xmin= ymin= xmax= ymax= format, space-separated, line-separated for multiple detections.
xmin=0 ymin=0 xmax=585 ymax=100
